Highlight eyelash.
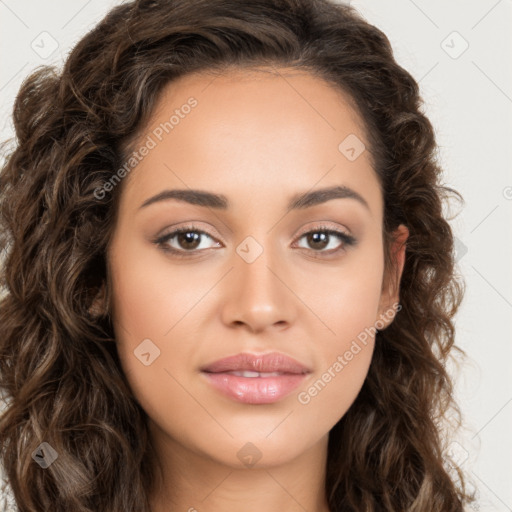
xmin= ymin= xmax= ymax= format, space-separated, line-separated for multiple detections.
xmin=153 ymin=224 xmax=357 ymax=259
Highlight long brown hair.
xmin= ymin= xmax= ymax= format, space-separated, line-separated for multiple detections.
xmin=0 ymin=0 xmax=474 ymax=510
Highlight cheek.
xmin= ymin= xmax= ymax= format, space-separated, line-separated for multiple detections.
xmin=303 ymin=243 xmax=384 ymax=342
xmin=297 ymin=332 xmax=375 ymax=419
xmin=295 ymin=268 xmax=380 ymax=424
xmin=293 ymin=245 xmax=383 ymax=420
xmin=109 ymin=233 xmax=219 ymax=343
xmin=107 ymin=238 xmax=229 ymax=427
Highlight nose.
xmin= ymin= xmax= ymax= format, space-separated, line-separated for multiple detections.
xmin=220 ymin=241 xmax=297 ymax=334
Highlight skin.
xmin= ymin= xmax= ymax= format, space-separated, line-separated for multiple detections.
xmin=100 ymin=67 xmax=409 ymax=512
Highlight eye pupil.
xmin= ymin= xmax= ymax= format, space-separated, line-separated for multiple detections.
xmin=178 ymin=231 xmax=201 ymax=249
xmin=307 ymin=232 xmax=329 ymax=249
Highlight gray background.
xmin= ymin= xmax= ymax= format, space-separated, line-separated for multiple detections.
xmin=1 ymin=1 xmax=511 ymax=510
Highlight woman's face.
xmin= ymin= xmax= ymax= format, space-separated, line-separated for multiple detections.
xmin=105 ymin=68 xmax=407 ymax=469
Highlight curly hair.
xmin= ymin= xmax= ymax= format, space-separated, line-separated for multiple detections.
xmin=0 ymin=0 xmax=474 ymax=510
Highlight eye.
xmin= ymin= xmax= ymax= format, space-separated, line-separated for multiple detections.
xmin=154 ymin=225 xmax=221 ymax=257
xmin=294 ymin=225 xmax=357 ymax=256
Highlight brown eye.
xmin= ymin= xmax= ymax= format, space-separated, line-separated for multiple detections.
xmin=155 ymin=226 xmax=221 ymax=255
xmin=295 ymin=227 xmax=357 ymax=254
xmin=176 ymin=231 xmax=202 ymax=250
xmin=305 ymin=232 xmax=330 ymax=250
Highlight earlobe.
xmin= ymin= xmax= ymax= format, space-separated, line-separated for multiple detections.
xmin=376 ymin=224 xmax=409 ymax=330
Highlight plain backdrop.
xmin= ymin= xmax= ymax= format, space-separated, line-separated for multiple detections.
xmin=1 ymin=1 xmax=511 ymax=511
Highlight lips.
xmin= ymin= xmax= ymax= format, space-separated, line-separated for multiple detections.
xmin=200 ymin=352 xmax=311 ymax=404
xmin=200 ymin=352 xmax=311 ymax=375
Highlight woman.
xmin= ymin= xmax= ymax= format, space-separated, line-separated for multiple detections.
xmin=0 ymin=0 xmax=474 ymax=510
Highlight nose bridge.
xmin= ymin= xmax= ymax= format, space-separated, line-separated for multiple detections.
xmin=238 ymin=236 xmax=277 ymax=295
xmin=221 ymin=232 xmax=295 ymax=331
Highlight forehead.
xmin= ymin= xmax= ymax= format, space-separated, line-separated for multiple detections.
xmin=118 ymin=67 xmax=382 ymax=219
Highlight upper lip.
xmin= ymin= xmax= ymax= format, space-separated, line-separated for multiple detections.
xmin=200 ymin=352 xmax=311 ymax=374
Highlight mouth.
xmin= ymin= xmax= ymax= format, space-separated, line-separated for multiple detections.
xmin=217 ymin=370 xmax=290 ymax=377
xmin=200 ymin=352 xmax=311 ymax=404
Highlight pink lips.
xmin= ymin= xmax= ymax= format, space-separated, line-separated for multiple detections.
xmin=200 ymin=352 xmax=311 ymax=404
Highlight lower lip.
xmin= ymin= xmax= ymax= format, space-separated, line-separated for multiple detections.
xmin=202 ymin=372 xmax=308 ymax=404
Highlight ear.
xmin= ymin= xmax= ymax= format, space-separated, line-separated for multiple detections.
xmin=88 ymin=282 xmax=107 ymax=318
xmin=376 ymin=224 xmax=409 ymax=330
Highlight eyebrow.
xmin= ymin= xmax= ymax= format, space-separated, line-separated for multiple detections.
xmin=138 ymin=185 xmax=370 ymax=212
